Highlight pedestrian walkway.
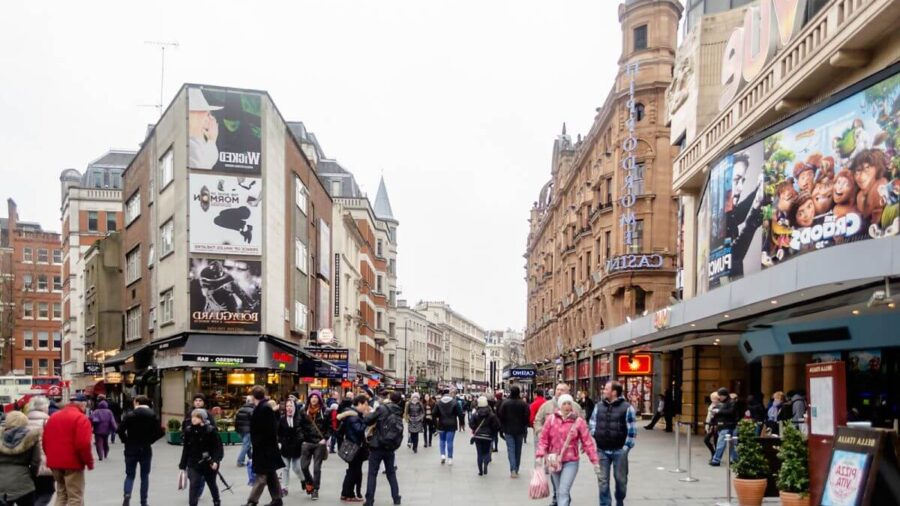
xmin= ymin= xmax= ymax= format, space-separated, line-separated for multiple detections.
xmin=83 ymin=427 xmax=779 ymax=505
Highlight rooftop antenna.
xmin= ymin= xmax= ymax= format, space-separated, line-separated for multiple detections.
xmin=143 ymin=40 xmax=179 ymax=116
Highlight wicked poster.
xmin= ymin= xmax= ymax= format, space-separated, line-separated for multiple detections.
xmin=190 ymin=174 xmax=262 ymax=256
xmin=189 ymin=258 xmax=261 ymax=332
xmin=188 ymin=87 xmax=263 ymax=174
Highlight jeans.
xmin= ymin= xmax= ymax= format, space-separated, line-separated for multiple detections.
xmin=187 ymin=467 xmax=219 ymax=506
xmin=438 ymin=430 xmax=456 ymax=458
xmin=341 ymin=448 xmax=367 ymax=498
xmin=52 ymin=469 xmax=85 ymax=506
xmin=598 ymin=448 xmax=629 ymax=506
xmin=300 ymin=442 xmax=327 ymax=490
xmin=550 ymin=461 xmax=579 ymax=506
xmin=711 ymin=428 xmax=737 ymax=464
xmin=365 ymin=449 xmax=400 ymax=504
xmin=281 ymin=456 xmax=301 ymax=488
xmin=504 ymin=433 xmax=524 ymax=473
xmin=704 ymin=427 xmax=718 ymax=457
xmin=123 ymin=446 xmax=152 ymax=504
xmin=237 ymin=432 xmax=251 ymax=465
xmin=94 ymin=433 xmax=110 ymax=460
xmin=330 ymin=433 xmax=341 ymax=453
xmin=409 ymin=431 xmax=419 ymax=451
xmin=475 ymin=439 xmax=492 ymax=474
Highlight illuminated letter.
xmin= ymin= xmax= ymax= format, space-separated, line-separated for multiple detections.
xmin=741 ymin=2 xmax=775 ymax=83
xmin=720 ymin=28 xmax=744 ymax=111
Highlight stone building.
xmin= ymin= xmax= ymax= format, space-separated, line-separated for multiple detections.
xmin=416 ymin=300 xmax=485 ymax=391
xmin=524 ymin=0 xmax=682 ymax=395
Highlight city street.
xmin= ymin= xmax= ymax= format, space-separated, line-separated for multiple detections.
xmin=83 ymin=428 xmax=776 ymax=506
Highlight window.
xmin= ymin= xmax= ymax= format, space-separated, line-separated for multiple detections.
xmin=147 ymin=243 xmax=155 ymax=268
xmin=22 ymin=302 xmax=33 ymax=319
xmin=377 ymin=311 xmax=383 ymax=330
xmin=632 ymin=219 xmax=644 ymax=252
xmin=330 ymin=180 xmax=341 ymax=197
xmin=160 ymin=289 xmax=174 ymax=324
xmin=605 ymin=231 xmax=612 ymax=260
xmin=295 ymin=301 xmax=308 ymax=332
xmin=52 ymin=302 xmax=62 ymax=320
xmin=23 ymin=331 xmax=33 ymax=349
xmin=106 ymin=212 xmax=117 ymax=233
xmin=126 ymin=306 xmax=142 ymax=342
xmin=22 ymin=274 xmax=33 ymax=291
xmin=634 ymin=25 xmax=648 ymax=50
xmin=87 ymin=211 xmax=98 ymax=232
xmin=53 ymin=275 xmax=63 ymax=292
xmin=125 ymin=191 xmax=141 ymax=225
xmin=24 ymin=359 xmax=33 ymax=375
xmin=605 ymin=177 xmax=613 ymax=205
xmin=388 ymin=354 xmax=395 ymax=371
xmin=376 ymin=240 xmax=383 ymax=257
xmin=52 ymin=249 xmax=62 ymax=264
xmin=23 ymin=247 xmax=33 ymax=262
xmin=634 ymin=163 xmax=645 ymax=195
xmin=159 ymin=148 xmax=174 ymax=189
xmin=376 ymin=275 xmax=383 ymax=294
xmin=52 ymin=332 xmax=61 ymax=350
xmin=37 ymin=275 xmax=48 ymax=292
xmin=53 ymin=360 xmax=61 ymax=377
xmin=37 ymin=249 xmax=49 ymax=263
xmin=126 ymin=246 xmax=141 ymax=284
xmin=388 ymin=259 xmax=396 ymax=275
xmin=635 ymin=103 xmax=645 ymax=122
xmin=38 ymin=302 xmax=49 ymax=319
xmin=148 ymin=307 xmax=156 ymax=331
xmin=38 ymin=331 xmax=49 ymax=350
xmin=159 ymin=220 xmax=174 ymax=257
xmin=389 ymin=322 xmax=395 ymax=337
xmin=38 ymin=359 xmax=49 ymax=375
xmin=295 ymin=240 xmax=308 ymax=274
xmin=295 ymin=177 xmax=308 ymax=215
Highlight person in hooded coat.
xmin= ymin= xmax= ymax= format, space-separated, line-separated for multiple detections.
xmin=180 ymin=409 xmax=223 ymax=506
xmin=89 ymin=400 xmax=116 ymax=461
xmin=432 ymin=389 xmax=462 ymax=465
xmin=469 ymin=396 xmax=500 ymax=476
xmin=297 ymin=391 xmax=331 ymax=500
xmin=277 ymin=399 xmax=303 ymax=496
xmin=26 ymin=396 xmax=54 ymax=506
xmin=403 ymin=393 xmax=425 ymax=453
xmin=0 ymin=411 xmax=43 ymax=505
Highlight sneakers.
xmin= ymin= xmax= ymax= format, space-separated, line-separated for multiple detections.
xmin=305 ymin=483 xmax=315 ymax=494
xmin=312 ymin=490 xmax=319 ymax=501
xmin=341 ymin=497 xmax=364 ymax=503
xmin=511 ymin=471 xmax=519 ymax=479
xmin=448 ymin=458 xmax=453 ymax=466
xmin=441 ymin=455 xmax=446 ymax=464
xmin=123 ymin=495 xmax=131 ymax=506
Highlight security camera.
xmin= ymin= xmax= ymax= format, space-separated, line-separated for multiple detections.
xmin=867 ymin=290 xmax=894 ymax=308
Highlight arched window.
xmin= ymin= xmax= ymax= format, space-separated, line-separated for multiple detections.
xmin=635 ymin=102 xmax=645 ymax=122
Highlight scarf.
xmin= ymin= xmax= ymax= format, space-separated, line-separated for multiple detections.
xmin=308 ymin=403 xmax=320 ymax=420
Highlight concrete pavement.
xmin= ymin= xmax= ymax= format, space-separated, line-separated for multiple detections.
xmin=81 ymin=427 xmax=778 ymax=505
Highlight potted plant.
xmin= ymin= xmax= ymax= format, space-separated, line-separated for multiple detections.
xmin=165 ymin=418 xmax=183 ymax=445
xmin=777 ymin=424 xmax=810 ymax=506
xmin=733 ymin=419 xmax=769 ymax=506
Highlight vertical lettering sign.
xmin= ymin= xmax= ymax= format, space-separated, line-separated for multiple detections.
xmin=620 ymin=62 xmax=641 ymax=251
xmin=334 ymin=254 xmax=341 ymax=318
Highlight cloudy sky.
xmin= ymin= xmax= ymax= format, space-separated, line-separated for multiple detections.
xmin=1 ymin=1 xmax=625 ymax=332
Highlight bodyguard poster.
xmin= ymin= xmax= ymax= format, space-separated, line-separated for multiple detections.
xmin=189 ymin=174 xmax=262 ymax=256
xmin=189 ymin=258 xmax=261 ymax=332
xmin=188 ymin=87 xmax=262 ymax=174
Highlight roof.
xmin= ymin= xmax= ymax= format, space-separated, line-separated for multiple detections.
xmin=87 ymin=150 xmax=135 ymax=170
xmin=317 ymin=159 xmax=364 ymax=199
xmin=373 ymin=177 xmax=396 ymax=221
xmin=286 ymin=121 xmax=326 ymax=160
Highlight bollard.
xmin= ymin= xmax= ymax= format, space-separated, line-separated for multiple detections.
xmin=668 ymin=420 xmax=686 ymax=473
xmin=715 ymin=435 xmax=736 ymax=506
xmin=678 ymin=422 xmax=699 ymax=483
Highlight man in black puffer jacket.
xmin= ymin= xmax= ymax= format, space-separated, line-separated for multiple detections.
xmin=235 ymin=396 xmax=254 ymax=467
xmin=118 ymin=395 xmax=165 ymax=506
xmin=497 ymin=386 xmax=530 ymax=478
xmin=363 ymin=391 xmax=403 ymax=506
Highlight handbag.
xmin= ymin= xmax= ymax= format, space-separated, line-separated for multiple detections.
xmin=545 ymin=419 xmax=579 ymax=474
xmin=469 ymin=417 xmax=487 ymax=445
xmin=528 ymin=467 xmax=550 ymax=499
xmin=338 ymin=438 xmax=361 ymax=463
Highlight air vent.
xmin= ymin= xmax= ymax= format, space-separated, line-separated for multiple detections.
xmin=789 ymin=327 xmax=851 ymax=345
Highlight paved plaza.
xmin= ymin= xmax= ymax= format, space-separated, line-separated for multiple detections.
xmin=81 ymin=427 xmax=779 ymax=505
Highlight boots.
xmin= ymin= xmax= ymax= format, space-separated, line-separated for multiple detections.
xmin=123 ymin=495 xmax=131 ymax=506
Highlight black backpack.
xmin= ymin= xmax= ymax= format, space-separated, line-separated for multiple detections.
xmin=377 ymin=406 xmax=404 ymax=451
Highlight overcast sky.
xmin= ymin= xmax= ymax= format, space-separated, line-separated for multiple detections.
xmin=1 ymin=1 xmax=624 ymax=332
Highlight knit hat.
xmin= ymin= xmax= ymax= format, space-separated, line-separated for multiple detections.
xmin=477 ymin=396 xmax=488 ymax=408
xmin=3 ymin=410 xmax=27 ymax=429
xmin=191 ymin=408 xmax=209 ymax=423
xmin=557 ymin=394 xmax=575 ymax=408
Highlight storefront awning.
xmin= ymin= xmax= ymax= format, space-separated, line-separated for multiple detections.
xmin=104 ymin=345 xmax=147 ymax=367
xmin=182 ymin=334 xmax=259 ymax=365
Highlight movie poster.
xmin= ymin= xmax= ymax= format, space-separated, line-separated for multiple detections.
xmin=190 ymin=258 xmax=261 ymax=332
xmin=705 ymin=143 xmax=765 ymax=289
xmin=759 ymin=72 xmax=900 ymax=267
xmin=189 ymin=174 xmax=262 ymax=255
xmin=188 ymin=87 xmax=262 ymax=174
xmin=695 ymin=189 xmax=710 ymax=295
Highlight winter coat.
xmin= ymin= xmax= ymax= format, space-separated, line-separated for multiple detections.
xmin=469 ymin=407 xmax=500 ymax=441
xmin=179 ymin=423 xmax=223 ymax=470
xmin=43 ymin=403 xmax=94 ymax=471
xmin=713 ymin=399 xmax=738 ymax=431
xmin=26 ymin=409 xmax=51 ymax=476
xmin=578 ymin=398 xmax=596 ymax=423
xmin=404 ymin=401 xmax=425 ymax=433
xmin=364 ymin=401 xmax=404 ymax=450
xmin=298 ymin=406 xmax=332 ymax=444
xmin=278 ymin=410 xmax=304 ymax=458
xmin=117 ymin=406 xmax=164 ymax=453
xmin=90 ymin=401 xmax=117 ymax=436
xmin=529 ymin=396 xmax=546 ymax=427
xmin=536 ymin=410 xmax=598 ymax=466
xmin=234 ymin=403 xmax=254 ymax=435
xmin=432 ymin=396 xmax=462 ymax=432
xmin=534 ymin=398 xmax=584 ymax=437
xmin=498 ymin=397 xmax=530 ymax=436
xmin=337 ymin=408 xmax=368 ymax=446
xmin=250 ymin=400 xmax=284 ymax=473
xmin=0 ymin=425 xmax=42 ymax=500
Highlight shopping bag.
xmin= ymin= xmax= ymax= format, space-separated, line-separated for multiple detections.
xmin=528 ymin=467 xmax=550 ymax=499
xmin=177 ymin=470 xmax=187 ymax=491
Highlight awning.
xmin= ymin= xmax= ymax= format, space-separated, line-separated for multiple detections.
xmin=263 ymin=337 xmax=344 ymax=376
xmin=104 ymin=345 xmax=147 ymax=367
xmin=182 ymin=334 xmax=259 ymax=365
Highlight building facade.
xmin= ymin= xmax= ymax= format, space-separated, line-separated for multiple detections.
xmin=415 ymin=301 xmax=486 ymax=390
xmin=486 ymin=328 xmax=525 ymax=390
xmin=59 ymin=150 xmax=134 ymax=387
xmin=1 ymin=200 xmax=62 ymax=377
xmin=524 ymin=0 xmax=682 ymax=397
xmin=82 ymin=233 xmax=124 ymax=377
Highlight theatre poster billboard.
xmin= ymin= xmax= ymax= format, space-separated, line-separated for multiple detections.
xmin=188 ymin=87 xmax=262 ymax=174
xmin=189 ymin=258 xmax=262 ymax=332
xmin=190 ymin=174 xmax=262 ymax=256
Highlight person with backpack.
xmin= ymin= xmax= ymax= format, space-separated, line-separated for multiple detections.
xmin=337 ymin=394 xmax=370 ymax=502
xmin=297 ymin=390 xmax=331 ymax=500
xmin=497 ymin=386 xmax=530 ymax=478
xmin=235 ymin=396 xmax=254 ymax=467
xmin=403 ymin=393 xmax=425 ymax=453
xmin=469 ymin=396 xmax=500 ymax=476
xmin=362 ymin=391 xmax=403 ymax=506
xmin=432 ymin=389 xmax=462 ymax=465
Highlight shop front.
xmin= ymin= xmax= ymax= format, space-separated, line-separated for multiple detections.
xmin=592 ymin=354 xmax=611 ymax=399
xmin=617 ymin=354 xmax=653 ymax=416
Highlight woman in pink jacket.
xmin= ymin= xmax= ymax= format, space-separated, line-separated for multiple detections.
xmin=536 ymin=394 xmax=600 ymax=506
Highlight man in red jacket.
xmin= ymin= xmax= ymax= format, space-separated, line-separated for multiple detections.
xmin=43 ymin=393 xmax=94 ymax=505
xmin=529 ymin=388 xmax=547 ymax=445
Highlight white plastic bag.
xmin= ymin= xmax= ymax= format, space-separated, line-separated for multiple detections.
xmin=177 ymin=470 xmax=187 ymax=491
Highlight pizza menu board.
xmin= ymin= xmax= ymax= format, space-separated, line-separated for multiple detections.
xmin=821 ymin=427 xmax=897 ymax=506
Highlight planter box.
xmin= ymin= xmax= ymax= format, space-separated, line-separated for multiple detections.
xmin=230 ymin=431 xmax=243 ymax=445
xmin=166 ymin=431 xmax=183 ymax=445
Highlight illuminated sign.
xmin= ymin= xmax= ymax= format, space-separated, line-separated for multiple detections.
xmin=183 ymin=354 xmax=252 ymax=366
xmin=272 ymin=352 xmax=292 ymax=363
xmin=653 ymin=308 xmax=671 ymax=330
xmin=105 ymin=372 xmax=123 ymax=384
xmin=510 ymin=368 xmax=536 ymax=378
xmin=620 ymin=62 xmax=641 ymax=249
xmin=83 ymin=362 xmax=102 ymax=375
xmin=617 ymin=354 xmax=652 ymax=376
xmin=605 ymin=253 xmax=664 ymax=274
xmin=720 ymin=0 xmax=808 ymax=110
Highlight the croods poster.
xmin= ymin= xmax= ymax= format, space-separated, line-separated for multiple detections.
xmin=759 ymin=71 xmax=900 ymax=267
